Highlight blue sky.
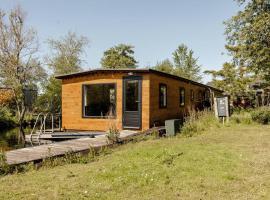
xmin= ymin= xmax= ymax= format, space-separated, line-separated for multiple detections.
xmin=1 ymin=0 xmax=240 ymax=83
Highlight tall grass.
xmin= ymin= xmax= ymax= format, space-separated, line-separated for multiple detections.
xmin=230 ymin=110 xmax=253 ymax=125
xmin=181 ymin=110 xmax=220 ymax=137
xmin=250 ymin=106 xmax=270 ymax=124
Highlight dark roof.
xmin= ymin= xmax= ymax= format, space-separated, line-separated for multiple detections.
xmin=0 ymin=87 xmax=12 ymax=90
xmin=55 ymin=68 xmax=223 ymax=92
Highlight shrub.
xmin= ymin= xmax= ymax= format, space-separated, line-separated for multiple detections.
xmin=106 ymin=123 xmax=120 ymax=143
xmin=0 ymin=106 xmax=16 ymax=129
xmin=181 ymin=110 xmax=220 ymax=137
xmin=251 ymin=107 xmax=270 ymax=124
xmin=230 ymin=110 xmax=253 ymax=125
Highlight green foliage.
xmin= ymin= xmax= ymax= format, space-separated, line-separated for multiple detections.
xmin=42 ymin=147 xmax=107 ymax=168
xmin=101 ymin=44 xmax=137 ymax=68
xmin=250 ymin=106 xmax=270 ymax=124
xmin=39 ymin=32 xmax=89 ymax=113
xmin=153 ymin=44 xmax=202 ymax=82
xmin=106 ymin=124 xmax=120 ymax=143
xmin=181 ymin=110 xmax=220 ymax=137
xmin=154 ymin=59 xmax=174 ymax=74
xmin=46 ymin=32 xmax=89 ymax=75
xmin=230 ymin=110 xmax=253 ymax=124
xmin=0 ymin=106 xmax=17 ymax=129
xmin=172 ymin=44 xmax=202 ymax=81
xmin=0 ymin=6 xmax=47 ymax=140
xmin=225 ymin=0 xmax=270 ymax=80
xmin=0 ymin=151 xmax=9 ymax=175
xmin=205 ymin=62 xmax=252 ymax=100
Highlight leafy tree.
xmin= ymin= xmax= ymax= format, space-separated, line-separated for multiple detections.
xmin=40 ymin=32 xmax=89 ymax=113
xmin=154 ymin=59 xmax=174 ymax=74
xmin=0 ymin=89 xmax=13 ymax=106
xmin=225 ymin=0 xmax=270 ymax=80
xmin=101 ymin=44 xmax=137 ymax=68
xmin=205 ymin=62 xmax=252 ymax=101
xmin=46 ymin=32 xmax=88 ymax=75
xmin=0 ymin=6 xmax=46 ymax=141
xmin=153 ymin=44 xmax=202 ymax=82
xmin=173 ymin=44 xmax=202 ymax=82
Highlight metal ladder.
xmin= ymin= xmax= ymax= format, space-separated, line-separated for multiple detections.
xmin=29 ymin=113 xmax=61 ymax=145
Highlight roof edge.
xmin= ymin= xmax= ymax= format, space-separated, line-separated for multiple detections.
xmin=55 ymin=68 xmax=223 ymax=93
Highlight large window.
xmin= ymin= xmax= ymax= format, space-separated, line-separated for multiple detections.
xmin=83 ymin=83 xmax=116 ymax=118
xmin=159 ymin=83 xmax=167 ymax=108
xmin=179 ymin=88 xmax=185 ymax=107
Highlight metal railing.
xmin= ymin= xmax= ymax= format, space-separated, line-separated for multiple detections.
xmin=30 ymin=112 xmax=62 ymax=145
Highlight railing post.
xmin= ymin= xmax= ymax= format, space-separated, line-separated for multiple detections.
xmin=52 ymin=114 xmax=54 ymax=133
xmin=59 ymin=114 xmax=61 ymax=131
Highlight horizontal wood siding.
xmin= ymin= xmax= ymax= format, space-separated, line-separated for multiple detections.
xmin=149 ymin=73 xmax=214 ymax=126
xmin=61 ymin=73 xmax=150 ymax=131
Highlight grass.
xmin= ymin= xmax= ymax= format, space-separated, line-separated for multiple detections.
xmin=0 ymin=123 xmax=269 ymax=199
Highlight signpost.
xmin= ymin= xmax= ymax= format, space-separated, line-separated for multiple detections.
xmin=214 ymin=96 xmax=230 ymax=124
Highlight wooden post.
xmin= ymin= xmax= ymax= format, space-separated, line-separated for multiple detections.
xmin=214 ymin=97 xmax=218 ymax=118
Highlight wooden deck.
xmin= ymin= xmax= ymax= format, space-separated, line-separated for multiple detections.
xmin=5 ymin=128 xmax=163 ymax=166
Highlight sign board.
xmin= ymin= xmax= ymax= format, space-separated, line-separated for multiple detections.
xmin=216 ymin=96 xmax=229 ymax=117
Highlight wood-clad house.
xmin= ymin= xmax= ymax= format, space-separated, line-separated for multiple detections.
xmin=56 ymin=69 xmax=223 ymax=131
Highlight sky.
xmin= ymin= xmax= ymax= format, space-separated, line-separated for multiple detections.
xmin=0 ymin=0 xmax=240 ymax=83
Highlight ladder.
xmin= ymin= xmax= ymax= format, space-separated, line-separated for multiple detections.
xmin=29 ymin=113 xmax=61 ymax=145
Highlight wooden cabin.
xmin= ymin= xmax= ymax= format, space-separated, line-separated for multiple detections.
xmin=56 ymin=69 xmax=223 ymax=131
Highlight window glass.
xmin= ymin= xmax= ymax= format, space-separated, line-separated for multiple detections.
xmin=204 ymin=90 xmax=210 ymax=100
xmin=190 ymin=89 xmax=194 ymax=101
xmin=83 ymin=84 xmax=116 ymax=117
xmin=180 ymin=88 xmax=185 ymax=106
xmin=159 ymin=84 xmax=167 ymax=108
xmin=125 ymin=80 xmax=139 ymax=111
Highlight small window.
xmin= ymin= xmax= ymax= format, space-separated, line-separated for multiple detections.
xmin=159 ymin=84 xmax=167 ymax=108
xmin=190 ymin=89 xmax=194 ymax=102
xmin=204 ymin=90 xmax=210 ymax=100
xmin=197 ymin=90 xmax=203 ymax=101
xmin=179 ymin=88 xmax=185 ymax=107
xmin=83 ymin=83 xmax=116 ymax=118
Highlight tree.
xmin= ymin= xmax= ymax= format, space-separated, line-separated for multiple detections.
xmin=173 ymin=44 xmax=202 ymax=82
xmin=153 ymin=44 xmax=202 ymax=82
xmin=225 ymin=0 xmax=270 ymax=80
xmin=154 ymin=59 xmax=174 ymax=74
xmin=204 ymin=62 xmax=252 ymax=101
xmin=40 ymin=32 xmax=89 ymax=113
xmin=0 ymin=89 xmax=13 ymax=106
xmin=0 ymin=6 xmax=46 ymax=142
xmin=101 ymin=44 xmax=137 ymax=68
xmin=46 ymin=32 xmax=89 ymax=75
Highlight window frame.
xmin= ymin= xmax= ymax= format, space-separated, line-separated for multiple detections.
xmin=159 ymin=83 xmax=167 ymax=109
xmin=82 ymin=83 xmax=117 ymax=119
xmin=179 ymin=87 xmax=185 ymax=107
xmin=190 ymin=89 xmax=194 ymax=102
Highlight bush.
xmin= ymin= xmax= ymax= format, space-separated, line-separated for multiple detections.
xmin=230 ymin=110 xmax=253 ymax=125
xmin=0 ymin=107 xmax=16 ymax=129
xmin=181 ymin=110 xmax=220 ymax=137
xmin=251 ymin=107 xmax=270 ymax=124
xmin=106 ymin=123 xmax=120 ymax=143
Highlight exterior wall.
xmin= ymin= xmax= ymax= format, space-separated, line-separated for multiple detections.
xmin=149 ymin=73 xmax=212 ymax=126
xmin=61 ymin=73 xmax=150 ymax=131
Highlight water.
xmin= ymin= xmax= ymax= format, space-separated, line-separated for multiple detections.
xmin=0 ymin=128 xmax=30 ymax=151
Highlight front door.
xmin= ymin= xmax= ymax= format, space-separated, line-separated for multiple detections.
xmin=123 ymin=76 xmax=142 ymax=129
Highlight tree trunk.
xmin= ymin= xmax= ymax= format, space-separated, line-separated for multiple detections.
xmin=18 ymin=106 xmax=26 ymax=145
xmin=18 ymin=121 xmax=25 ymax=145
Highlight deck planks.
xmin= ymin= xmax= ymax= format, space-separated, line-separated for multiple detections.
xmin=5 ymin=137 xmax=109 ymax=165
xmin=5 ymin=127 xmax=164 ymax=166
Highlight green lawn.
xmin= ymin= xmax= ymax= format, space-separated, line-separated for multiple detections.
xmin=0 ymin=124 xmax=270 ymax=199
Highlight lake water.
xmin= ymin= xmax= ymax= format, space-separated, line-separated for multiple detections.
xmin=0 ymin=128 xmax=30 ymax=151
